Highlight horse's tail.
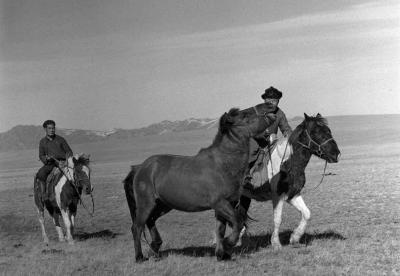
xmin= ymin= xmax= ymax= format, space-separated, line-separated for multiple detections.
xmin=123 ymin=165 xmax=141 ymax=223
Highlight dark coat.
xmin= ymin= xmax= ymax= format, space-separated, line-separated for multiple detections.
xmin=39 ymin=135 xmax=73 ymax=164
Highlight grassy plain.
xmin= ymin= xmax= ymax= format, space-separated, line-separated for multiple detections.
xmin=0 ymin=115 xmax=399 ymax=275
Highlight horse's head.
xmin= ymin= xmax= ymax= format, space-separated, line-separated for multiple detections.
xmin=220 ymin=106 xmax=276 ymax=138
xmin=67 ymin=153 xmax=92 ymax=195
xmin=221 ymin=103 xmax=277 ymax=137
xmin=297 ymin=113 xmax=340 ymax=163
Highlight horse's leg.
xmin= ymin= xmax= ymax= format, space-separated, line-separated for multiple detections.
xmin=133 ymin=195 xmax=156 ymax=262
xmin=237 ymin=195 xmax=251 ymax=246
xmin=36 ymin=207 xmax=49 ymax=245
xmin=211 ymin=197 xmax=249 ymax=246
xmin=288 ymin=195 xmax=310 ymax=245
xmin=146 ymin=201 xmax=171 ymax=256
xmin=60 ymin=209 xmax=74 ymax=245
xmin=214 ymin=216 xmax=227 ymax=259
xmin=69 ymin=211 xmax=76 ymax=238
xmin=271 ymin=194 xmax=286 ymax=250
xmin=52 ymin=212 xmax=65 ymax=242
xmin=214 ymin=199 xmax=243 ymax=260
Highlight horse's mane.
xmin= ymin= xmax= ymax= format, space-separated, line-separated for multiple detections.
xmin=74 ymin=153 xmax=90 ymax=167
xmin=288 ymin=114 xmax=328 ymax=145
xmin=199 ymin=108 xmax=241 ymax=152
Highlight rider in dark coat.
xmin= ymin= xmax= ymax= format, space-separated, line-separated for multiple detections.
xmin=249 ymin=86 xmax=292 ymax=165
xmin=36 ymin=120 xmax=73 ymax=199
xmin=242 ymin=87 xmax=293 ymax=211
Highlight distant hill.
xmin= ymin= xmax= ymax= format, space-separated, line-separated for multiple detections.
xmin=0 ymin=116 xmax=312 ymax=152
xmin=1 ymin=114 xmax=399 ymax=153
xmin=0 ymin=118 xmax=218 ymax=152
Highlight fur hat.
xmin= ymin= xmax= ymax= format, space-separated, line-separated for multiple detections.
xmin=261 ymin=86 xmax=283 ymax=100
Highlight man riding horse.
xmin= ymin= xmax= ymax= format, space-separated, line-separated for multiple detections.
xmin=242 ymin=87 xmax=293 ymax=215
xmin=36 ymin=120 xmax=73 ymax=200
xmin=248 ymin=87 xmax=292 ymax=179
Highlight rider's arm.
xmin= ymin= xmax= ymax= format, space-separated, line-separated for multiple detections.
xmin=278 ymin=111 xmax=292 ymax=137
xmin=39 ymin=139 xmax=48 ymax=165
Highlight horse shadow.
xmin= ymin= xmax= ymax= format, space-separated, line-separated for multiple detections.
xmin=158 ymin=230 xmax=346 ymax=258
xmin=74 ymin=229 xmax=121 ymax=241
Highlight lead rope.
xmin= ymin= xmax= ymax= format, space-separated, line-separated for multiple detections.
xmin=302 ymin=160 xmax=328 ymax=195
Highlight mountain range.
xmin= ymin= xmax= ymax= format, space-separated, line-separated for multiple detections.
xmin=0 ymin=118 xmax=219 ymax=152
xmin=0 ymin=116 xmax=305 ymax=152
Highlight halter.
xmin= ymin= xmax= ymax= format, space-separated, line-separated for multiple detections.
xmin=297 ymin=129 xmax=334 ymax=158
xmin=296 ymin=129 xmax=334 ymax=194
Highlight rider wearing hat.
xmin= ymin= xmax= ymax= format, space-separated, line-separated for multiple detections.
xmin=258 ymin=86 xmax=292 ymax=145
xmin=249 ymin=86 xmax=292 ymax=159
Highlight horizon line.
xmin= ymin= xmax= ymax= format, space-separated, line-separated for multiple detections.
xmin=2 ymin=112 xmax=399 ymax=133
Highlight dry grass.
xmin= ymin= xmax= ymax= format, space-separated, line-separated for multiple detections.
xmin=1 ymin=115 xmax=400 ymax=275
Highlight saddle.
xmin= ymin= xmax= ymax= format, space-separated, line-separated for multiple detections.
xmin=37 ymin=167 xmax=63 ymax=201
xmin=249 ymin=139 xmax=279 ymax=188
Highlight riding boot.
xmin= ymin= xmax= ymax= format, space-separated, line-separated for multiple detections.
xmin=47 ymin=181 xmax=54 ymax=202
xmin=40 ymin=179 xmax=48 ymax=201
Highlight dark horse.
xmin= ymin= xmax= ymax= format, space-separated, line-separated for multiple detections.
xmin=239 ymin=113 xmax=341 ymax=249
xmin=123 ymin=103 xmax=277 ymax=262
xmin=34 ymin=154 xmax=92 ymax=245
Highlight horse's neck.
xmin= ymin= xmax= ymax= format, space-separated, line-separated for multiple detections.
xmin=215 ymin=135 xmax=250 ymax=166
xmin=286 ymin=142 xmax=312 ymax=171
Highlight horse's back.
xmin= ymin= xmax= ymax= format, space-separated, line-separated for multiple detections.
xmin=134 ymin=153 xmax=226 ymax=211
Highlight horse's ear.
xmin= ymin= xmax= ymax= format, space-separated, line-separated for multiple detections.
xmin=316 ymin=113 xmax=321 ymax=118
xmin=72 ymin=157 xmax=78 ymax=165
xmin=304 ymin=113 xmax=310 ymax=120
xmin=224 ymin=112 xmax=234 ymax=124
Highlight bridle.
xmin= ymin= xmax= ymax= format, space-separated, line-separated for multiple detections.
xmin=297 ymin=129 xmax=334 ymax=158
xmin=295 ymin=128 xmax=336 ymax=193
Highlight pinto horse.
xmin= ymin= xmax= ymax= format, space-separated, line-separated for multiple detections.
xmin=123 ymin=104 xmax=277 ymax=262
xmin=240 ymin=113 xmax=341 ymax=249
xmin=34 ymin=154 xmax=92 ymax=245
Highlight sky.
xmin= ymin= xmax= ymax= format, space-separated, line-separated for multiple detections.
xmin=0 ymin=0 xmax=399 ymax=132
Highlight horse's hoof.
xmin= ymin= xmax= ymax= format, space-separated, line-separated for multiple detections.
xmin=290 ymin=242 xmax=304 ymax=248
xmin=217 ymin=252 xmax=232 ymax=261
xmin=67 ymin=240 xmax=75 ymax=245
xmin=272 ymin=243 xmax=282 ymax=250
xmin=289 ymin=235 xmax=301 ymax=245
xmin=150 ymin=241 xmax=162 ymax=253
xmin=43 ymin=238 xmax=49 ymax=245
xmin=135 ymin=255 xmax=148 ymax=263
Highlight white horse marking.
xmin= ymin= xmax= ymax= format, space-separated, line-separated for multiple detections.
xmin=55 ymin=175 xmax=67 ymax=208
xmin=52 ymin=214 xmax=65 ymax=242
xmin=288 ymin=195 xmax=310 ymax=244
xmin=61 ymin=209 xmax=74 ymax=244
xmin=271 ymin=194 xmax=288 ymax=249
xmin=267 ymin=138 xmax=292 ymax=181
xmin=37 ymin=207 xmax=49 ymax=245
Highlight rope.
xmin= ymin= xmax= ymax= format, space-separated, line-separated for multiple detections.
xmin=302 ymin=160 xmax=328 ymax=195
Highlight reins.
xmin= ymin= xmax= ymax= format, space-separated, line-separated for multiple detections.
xmin=273 ymin=128 xmax=333 ymax=194
xmin=49 ymin=156 xmax=95 ymax=217
xmin=295 ymin=129 xmax=333 ymax=194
